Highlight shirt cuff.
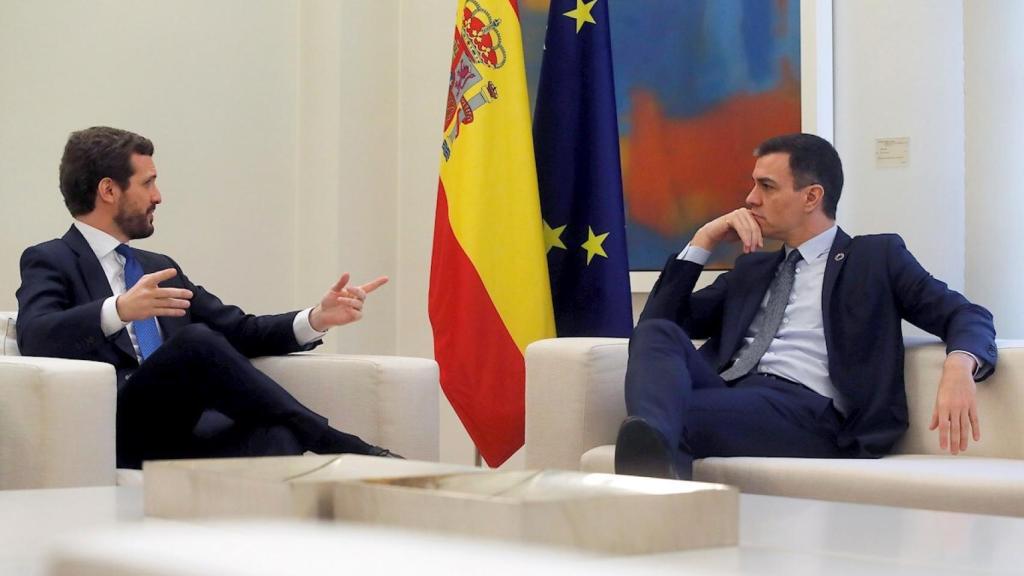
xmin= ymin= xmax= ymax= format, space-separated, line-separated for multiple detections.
xmin=948 ymin=350 xmax=986 ymax=379
xmin=677 ymin=243 xmax=711 ymax=265
xmin=293 ymin=307 xmax=327 ymax=345
xmin=100 ymin=296 xmax=127 ymax=338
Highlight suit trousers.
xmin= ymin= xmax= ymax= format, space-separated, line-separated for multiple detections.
xmin=624 ymin=319 xmax=847 ymax=478
xmin=115 ymin=323 xmax=367 ymax=468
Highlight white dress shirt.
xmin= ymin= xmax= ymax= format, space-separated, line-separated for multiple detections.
xmin=73 ymin=221 xmax=325 ymax=362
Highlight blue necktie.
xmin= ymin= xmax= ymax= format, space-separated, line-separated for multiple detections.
xmin=114 ymin=244 xmax=163 ymax=360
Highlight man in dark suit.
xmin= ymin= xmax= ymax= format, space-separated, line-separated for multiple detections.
xmin=17 ymin=126 xmax=399 ymax=469
xmin=616 ymin=133 xmax=997 ymax=480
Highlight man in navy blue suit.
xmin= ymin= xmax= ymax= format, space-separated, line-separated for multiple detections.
xmin=17 ymin=126 xmax=399 ymax=468
xmin=616 ymin=133 xmax=997 ymax=480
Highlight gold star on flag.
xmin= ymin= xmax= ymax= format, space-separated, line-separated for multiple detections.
xmin=581 ymin=226 xmax=610 ymax=265
xmin=563 ymin=0 xmax=598 ymax=34
xmin=543 ymin=220 xmax=567 ymax=254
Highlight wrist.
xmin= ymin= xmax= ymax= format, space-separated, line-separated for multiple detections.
xmin=944 ymin=352 xmax=977 ymax=374
xmin=691 ymin=227 xmax=716 ymax=252
xmin=308 ymin=305 xmax=325 ymax=332
xmin=114 ymin=295 xmax=128 ymax=322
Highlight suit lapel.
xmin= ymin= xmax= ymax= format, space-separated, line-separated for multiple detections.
xmin=62 ymin=226 xmax=137 ymax=361
xmin=822 ymin=227 xmax=852 ymax=353
xmin=63 ymin=226 xmax=113 ymax=301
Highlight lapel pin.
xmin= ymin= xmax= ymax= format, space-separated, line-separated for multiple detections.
xmin=834 ymin=253 xmax=845 ymax=262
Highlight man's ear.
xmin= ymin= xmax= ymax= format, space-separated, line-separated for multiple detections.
xmin=95 ymin=177 xmax=118 ymax=206
xmin=804 ymin=184 xmax=825 ymax=213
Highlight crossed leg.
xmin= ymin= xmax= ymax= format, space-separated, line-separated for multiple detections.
xmin=116 ymin=323 xmax=373 ymax=468
xmin=618 ymin=319 xmax=844 ymax=479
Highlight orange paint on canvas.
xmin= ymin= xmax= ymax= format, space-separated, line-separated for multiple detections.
xmin=623 ymin=69 xmax=801 ymax=237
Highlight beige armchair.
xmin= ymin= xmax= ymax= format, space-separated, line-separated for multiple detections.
xmin=525 ymin=336 xmax=1024 ymax=516
xmin=0 ymin=311 xmax=440 ymax=490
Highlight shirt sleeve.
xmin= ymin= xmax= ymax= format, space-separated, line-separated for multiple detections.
xmin=293 ymin=307 xmax=327 ymax=345
xmin=100 ymin=296 xmax=127 ymax=338
xmin=676 ymin=243 xmax=712 ymax=265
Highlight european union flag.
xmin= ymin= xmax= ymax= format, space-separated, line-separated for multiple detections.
xmin=533 ymin=0 xmax=632 ymax=337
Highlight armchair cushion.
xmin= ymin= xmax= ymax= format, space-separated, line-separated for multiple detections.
xmin=0 ymin=311 xmax=18 ymax=356
xmin=0 ymin=356 xmax=117 ymax=489
xmin=252 ymin=354 xmax=439 ymax=461
xmin=1 ymin=311 xmax=440 ymax=489
xmin=527 ymin=336 xmax=1024 ymax=516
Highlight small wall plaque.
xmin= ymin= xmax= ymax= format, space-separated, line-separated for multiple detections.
xmin=876 ymin=137 xmax=910 ymax=168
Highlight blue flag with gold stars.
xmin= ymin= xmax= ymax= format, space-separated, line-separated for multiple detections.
xmin=534 ymin=0 xmax=632 ymax=337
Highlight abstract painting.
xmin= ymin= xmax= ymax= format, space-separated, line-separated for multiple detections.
xmin=521 ymin=0 xmax=803 ymax=269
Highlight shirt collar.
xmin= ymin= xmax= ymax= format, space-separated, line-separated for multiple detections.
xmin=786 ymin=224 xmax=838 ymax=263
xmin=73 ymin=220 xmax=124 ymax=260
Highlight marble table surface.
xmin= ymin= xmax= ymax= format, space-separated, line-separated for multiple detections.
xmin=3 ymin=484 xmax=1023 ymax=575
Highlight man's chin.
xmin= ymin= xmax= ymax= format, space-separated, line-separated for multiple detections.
xmin=755 ymin=222 xmax=778 ymax=240
xmin=128 ymin=225 xmax=155 ymax=240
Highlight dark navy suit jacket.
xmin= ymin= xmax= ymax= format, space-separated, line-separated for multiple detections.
xmin=640 ymin=228 xmax=998 ymax=457
xmin=16 ymin=226 xmax=317 ymax=388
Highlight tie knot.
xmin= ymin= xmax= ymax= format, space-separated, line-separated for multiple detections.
xmin=114 ymin=244 xmax=133 ymax=260
xmin=784 ymin=249 xmax=802 ymax=266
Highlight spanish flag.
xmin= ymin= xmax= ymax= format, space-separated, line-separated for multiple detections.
xmin=429 ymin=0 xmax=555 ymax=467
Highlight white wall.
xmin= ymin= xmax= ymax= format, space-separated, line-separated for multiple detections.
xmin=965 ymin=0 xmax=1024 ymax=339
xmin=0 ymin=0 xmax=301 ymax=315
xmin=0 ymin=0 xmax=305 ymax=313
xmin=396 ymin=0 xmax=473 ymax=464
xmin=0 ymin=0 xmax=402 ymax=352
xmin=833 ymin=0 xmax=966 ymax=297
xmin=294 ymin=1 xmax=399 ymax=355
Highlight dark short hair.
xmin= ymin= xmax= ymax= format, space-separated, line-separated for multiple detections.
xmin=59 ymin=127 xmax=154 ymax=216
xmin=754 ymin=133 xmax=843 ymax=219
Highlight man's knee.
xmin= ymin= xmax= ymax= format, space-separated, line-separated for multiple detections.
xmin=631 ymin=319 xmax=691 ymax=348
xmin=172 ymin=323 xmax=219 ymax=342
xmin=166 ymin=323 xmax=232 ymax=356
xmin=256 ymin=425 xmax=305 ymax=456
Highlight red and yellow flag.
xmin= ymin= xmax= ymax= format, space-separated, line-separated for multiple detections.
xmin=429 ymin=0 xmax=555 ymax=467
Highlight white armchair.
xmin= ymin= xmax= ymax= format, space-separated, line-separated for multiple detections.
xmin=525 ymin=336 xmax=1024 ymax=516
xmin=0 ymin=311 xmax=439 ymax=490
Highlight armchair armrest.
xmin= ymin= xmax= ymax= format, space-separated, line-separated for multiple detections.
xmin=252 ymin=353 xmax=439 ymax=461
xmin=0 ymin=356 xmax=116 ymax=489
xmin=525 ymin=338 xmax=628 ymax=470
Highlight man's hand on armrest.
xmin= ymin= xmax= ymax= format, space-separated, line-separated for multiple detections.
xmin=929 ymin=352 xmax=980 ymax=455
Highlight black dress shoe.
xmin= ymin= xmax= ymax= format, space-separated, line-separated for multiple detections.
xmin=369 ymin=446 xmax=405 ymax=459
xmin=614 ymin=416 xmax=679 ymax=479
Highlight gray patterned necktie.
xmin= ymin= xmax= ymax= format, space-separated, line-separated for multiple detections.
xmin=720 ymin=249 xmax=803 ymax=381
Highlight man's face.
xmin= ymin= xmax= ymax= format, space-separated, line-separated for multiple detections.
xmin=745 ymin=152 xmax=810 ymax=242
xmin=113 ymin=154 xmax=161 ymax=240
